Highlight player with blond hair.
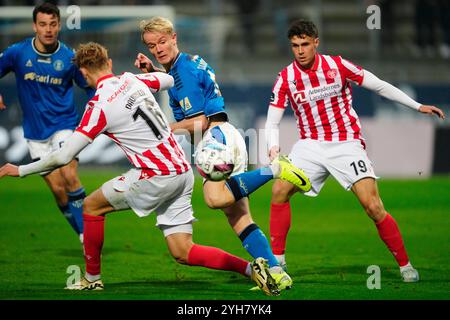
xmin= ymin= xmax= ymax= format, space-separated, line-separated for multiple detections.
xmin=0 ymin=42 xmax=281 ymax=295
xmin=135 ymin=16 xmax=312 ymax=291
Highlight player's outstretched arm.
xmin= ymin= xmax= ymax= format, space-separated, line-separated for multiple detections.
xmin=0 ymin=163 xmax=19 ymax=178
xmin=418 ymin=105 xmax=446 ymax=119
xmin=136 ymin=72 xmax=174 ymax=92
xmin=0 ymin=94 xmax=6 ymax=110
xmin=265 ymin=106 xmax=285 ymax=161
xmin=18 ymin=132 xmax=90 ymax=177
xmin=151 ymin=72 xmax=174 ymax=91
xmin=360 ymin=70 xmax=445 ymax=117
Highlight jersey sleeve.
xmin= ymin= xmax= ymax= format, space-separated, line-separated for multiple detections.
xmin=269 ymin=72 xmax=289 ymax=109
xmin=338 ymin=56 xmax=364 ymax=85
xmin=19 ymin=132 xmax=90 ymax=177
xmin=75 ymin=99 xmax=107 ymax=141
xmin=265 ymin=106 xmax=285 ymax=151
xmin=0 ymin=43 xmax=18 ymax=78
xmin=135 ymin=72 xmax=174 ymax=92
xmin=361 ymin=69 xmax=421 ymax=110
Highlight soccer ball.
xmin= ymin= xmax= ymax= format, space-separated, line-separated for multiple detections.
xmin=195 ymin=141 xmax=234 ymax=181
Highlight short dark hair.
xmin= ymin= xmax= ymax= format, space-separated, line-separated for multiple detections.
xmin=287 ymin=19 xmax=318 ymax=39
xmin=33 ymin=2 xmax=60 ymax=23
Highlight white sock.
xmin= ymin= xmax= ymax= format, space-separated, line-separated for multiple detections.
xmin=85 ymin=272 xmax=101 ymax=282
xmin=245 ymin=263 xmax=252 ymax=277
xmin=269 ymin=266 xmax=283 ymax=274
xmin=399 ymin=262 xmax=412 ymax=272
xmin=270 ymin=162 xmax=281 ymax=178
xmin=274 ymin=254 xmax=286 ymax=265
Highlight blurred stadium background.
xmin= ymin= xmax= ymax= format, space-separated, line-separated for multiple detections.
xmin=0 ymin=0 xmax=449 ymax=177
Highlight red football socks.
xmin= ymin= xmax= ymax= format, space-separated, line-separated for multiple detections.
xmin=375 ymin=213 xmax=409 ymax=267
xmin=187 ymin=244 xmax=248 ymax=276
xmin=270 ymin=202 xmax=292 ymax=255
xmin=83 ymin=213 xmax=105 ymax=276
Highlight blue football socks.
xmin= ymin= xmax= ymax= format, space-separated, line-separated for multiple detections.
xmin=225 ymin=167 xmax=273 ymax=202
xmin=239 ymin=223 xmax=280 ymax=268
xmin=67 ymin=187 xmax=86 ymax=234
xmin=58 ymin=204 xmax=81 ymax=235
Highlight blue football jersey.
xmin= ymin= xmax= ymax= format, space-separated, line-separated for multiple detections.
xmin=0 ymin=37 xmax=93 ymax=140
xmin=168 ymin=53 xmax=226 ymax=122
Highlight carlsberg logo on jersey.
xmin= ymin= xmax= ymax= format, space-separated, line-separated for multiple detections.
xmin=23 ymin=72 xmax=63 ymax=85
xmin=293 ymin=82 xmax=342 ymax=104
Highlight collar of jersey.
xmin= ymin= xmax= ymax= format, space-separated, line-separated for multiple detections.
xmin=170 ymin=52 xmax=182 ymax=70
xmin=96 ymin=73 xmax=115 ymax=88
xmin=31 ymin=37 xmax=61 ymax=56
xmin=294 ymin=53 xmax=320 ymax=73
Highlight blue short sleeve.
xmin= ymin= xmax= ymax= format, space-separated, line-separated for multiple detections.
xmin=0 ymin=43 xmax=19 ymax=78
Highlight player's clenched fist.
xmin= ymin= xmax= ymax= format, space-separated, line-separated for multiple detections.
xmin=0 ymin=163 xmax=19 ymax=178
xmin=135 ymin=53 xmax=157 ymax=73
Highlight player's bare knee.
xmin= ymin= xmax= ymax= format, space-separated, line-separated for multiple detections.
xmin=272 ymin=183 xmax=292 ymax=203
xmin=171 ymin=249 xmax=189 ymax=265
xmin=204 ymin=192 xmax=228 ymax=209
xmin=82 ymin=196 xmax=98 ymax=215
xmin=203 ymin=182 xmax=233 ymax=209
xmin=174 ymin=256 xmax=188 ymax=265
xmin=364 ymin=198 xmax=385 ymax=220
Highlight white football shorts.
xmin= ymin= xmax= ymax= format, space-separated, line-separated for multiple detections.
xmin=101 ymin=168 xmax=196 ymax=236
xmin=26 ymin=129 xmax=74 ymax=176
xmin=27 ymin=129 xmax=73 ymax=160
xmin=289 ymin=139 xmax=378 ymax=197
xmin=196 ymin=122 xmax=248 ymax=176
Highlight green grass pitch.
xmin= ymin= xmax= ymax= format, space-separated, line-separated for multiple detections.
xmin=0 ymin=170 xmax=449 ymax=300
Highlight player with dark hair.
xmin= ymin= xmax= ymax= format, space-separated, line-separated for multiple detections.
xmin=266 ymin=19 xmax=445 ymax=282
xmin=134 ymin=16 xmax=312 ymax=291
xmin=0 ymin=2 xmax=94 ymax=243
xmin=0 ymin=42 xmax=279 ymax=296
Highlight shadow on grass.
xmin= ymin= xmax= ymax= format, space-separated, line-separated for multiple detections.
xmin=288 ymin=265 xmax=450 ymax=285
xmin=1 ymin=280 xmax=225 ymax=298
xmin=296 ymin=265 xmax=385 ymax=276
xmin=108 ymin=279 xmax=212 ymax=289
xmin=28 ymin=247 xmax=152 ymax=258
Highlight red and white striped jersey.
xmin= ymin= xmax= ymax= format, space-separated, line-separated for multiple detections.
xmin=76 ymin=72 xmax=190 ymax=177
xmin=270 ymin=54 xmax=366 ymax=146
